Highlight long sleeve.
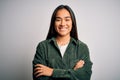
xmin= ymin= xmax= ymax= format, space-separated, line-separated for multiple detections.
xmin=51 ymin=43 xmax=93 ymax=80
xmin=32 ymin=42 xmax=49 ymax=80
xmin=52 ymin=61 xmax=92 ymax=80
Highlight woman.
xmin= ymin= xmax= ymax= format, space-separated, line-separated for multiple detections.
xmin=33 ymin=5 xmax=93 ymax=80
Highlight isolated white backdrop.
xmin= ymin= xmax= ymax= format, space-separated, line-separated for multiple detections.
xmin=0 ymin=0 xmax=120 ymax=80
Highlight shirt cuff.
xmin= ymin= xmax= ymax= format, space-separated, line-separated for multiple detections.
xmin=52 ymin=69 xmax=70 ymax=78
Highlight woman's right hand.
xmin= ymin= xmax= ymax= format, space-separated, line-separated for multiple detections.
xmin=74 ymin=60 xmax=85 ymax=70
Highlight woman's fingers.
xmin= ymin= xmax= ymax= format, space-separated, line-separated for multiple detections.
xmin=77 ymin=60 xmax=85 ymax=65
xmin=34 ymin=67 xmax=43 ymax=75
xmin=35 ymin=64 xmax=44 ymax=67
xmin=35 ymin=71 xmax=43 ymax=78
xmin=34 ymin=64 xmax=43 ymax=77
xmin=34 ymin=64 xmax=53 ymax=77
xmin=74 ymin=60 xmax=85 ymax=70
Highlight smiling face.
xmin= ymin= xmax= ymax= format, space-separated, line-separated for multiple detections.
xmin=54 ymin=9 xmax=72 ymax=37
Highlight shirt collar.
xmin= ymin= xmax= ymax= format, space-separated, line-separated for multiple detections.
xmin=48 ymin=37 xmax=78 ymax=45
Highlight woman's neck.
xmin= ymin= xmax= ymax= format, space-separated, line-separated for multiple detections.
xmin=56 ymin=35 xmax=70 ymax=46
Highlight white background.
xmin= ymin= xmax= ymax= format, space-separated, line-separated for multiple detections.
xmin=0 ymin=0 xmax=120 ymax=80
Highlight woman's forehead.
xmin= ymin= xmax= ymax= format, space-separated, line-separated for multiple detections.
xmin=55 ymin=9 xmax=71 ymax=18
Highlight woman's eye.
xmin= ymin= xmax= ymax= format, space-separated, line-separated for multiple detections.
xmin=66 ymin=19 xmax=70 ymax=21
xmin=66 ymin=19 xmax=71 ymax=21
xmin=55 ymin=19 xmax=61 ymax=21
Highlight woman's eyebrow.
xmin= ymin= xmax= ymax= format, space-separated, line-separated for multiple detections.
xmin=56 ymin=16 xmax=71 ymax=19
xmin=55 ymin=17 xmax=61 ymax=19
xmin=65 ymin=16 xmax=71 ymax=18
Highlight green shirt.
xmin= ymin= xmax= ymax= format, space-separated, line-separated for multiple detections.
xmin=33 ymin=37 xmax=93 ymax=80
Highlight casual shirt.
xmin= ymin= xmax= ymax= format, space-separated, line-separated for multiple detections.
xmin=33 ymin=37 xmax=93 ymax=80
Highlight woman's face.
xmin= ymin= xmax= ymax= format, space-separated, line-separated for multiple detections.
xmin=54 ymin=9 xmax=72 ymax=37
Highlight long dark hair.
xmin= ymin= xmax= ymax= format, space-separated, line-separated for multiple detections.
xmin=46 ymin=5 xmax=78 ymax=40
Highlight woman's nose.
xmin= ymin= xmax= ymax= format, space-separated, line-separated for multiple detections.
xmin=60 ymin=20 xmax=65 ymax=26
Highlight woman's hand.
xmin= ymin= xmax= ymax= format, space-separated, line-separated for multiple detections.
xmin=34 ymin=64 xmax=53 ymax=78
xmin=74 ymin=60 xmax=85 ymax=70
xmin=34 ymin=60 xmax=84 ymax=78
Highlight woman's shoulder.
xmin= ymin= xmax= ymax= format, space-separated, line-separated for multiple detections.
xmin=76 ymin=39 xmax=88 ymax=48
xmin=37 ymin=39 xmax=49 ymax=46
xmin=37 ymin=38 xmax=55 ymax=46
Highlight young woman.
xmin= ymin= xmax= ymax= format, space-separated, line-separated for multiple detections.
xmin=33 ymin=5 xmax=93 ymax=80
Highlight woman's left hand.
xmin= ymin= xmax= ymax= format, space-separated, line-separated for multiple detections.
xmin=74 ymin=60 xmax=85 ymax=70
xmin=34 ymin=64 xmax=53 ymax=78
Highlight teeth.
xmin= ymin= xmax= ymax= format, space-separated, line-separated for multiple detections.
xmin=60 ymin=29 xmax=66 ymax=31
xmin=59 ymin=27 xmax=67 ymax=31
